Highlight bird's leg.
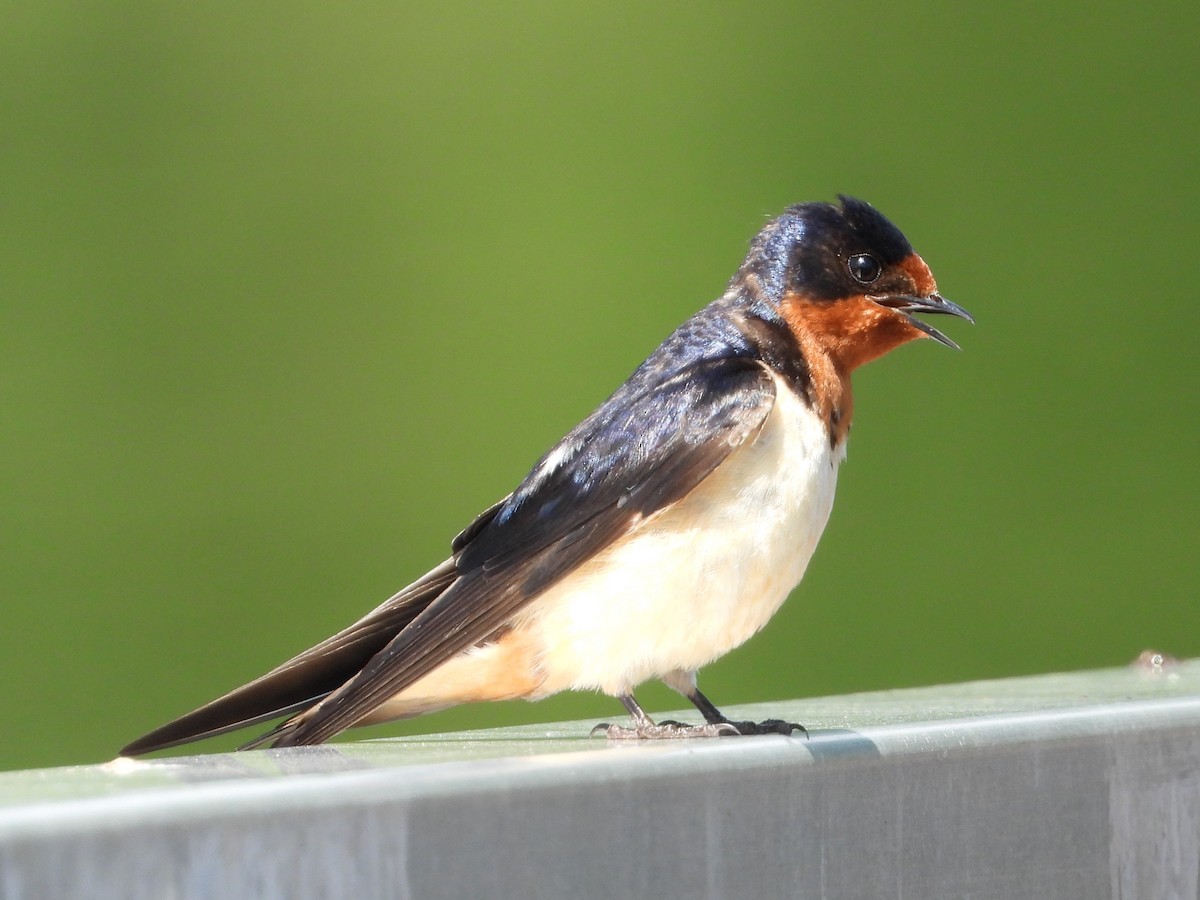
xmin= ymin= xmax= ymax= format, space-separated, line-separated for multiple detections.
xmin=590 ymin=693 xmax=739 ymax=739
xmin=684 ymin=686 xmax=807 ymax=737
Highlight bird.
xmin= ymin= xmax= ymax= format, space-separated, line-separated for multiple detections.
xmin=121 ymin=195 xmax=972 ymax=755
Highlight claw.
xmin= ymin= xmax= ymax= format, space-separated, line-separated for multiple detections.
xmin=720 ymin=718 xmax=807 ymax=737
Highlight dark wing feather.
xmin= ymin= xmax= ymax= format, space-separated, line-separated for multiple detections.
xmin=119 ymin=558 xmax=464 ymax=755
xmin=272 ymin=357 xmax=777 ymax=746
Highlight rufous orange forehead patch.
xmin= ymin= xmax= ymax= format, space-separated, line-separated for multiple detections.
xmin=899 ymin=254 xmax=937 ymax=296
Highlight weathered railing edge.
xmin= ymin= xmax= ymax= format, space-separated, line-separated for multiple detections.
xmin=1 ymin=664 xmax=1198 ymax=844
xmin=2 ymin=663 xmax=1199 ymax=899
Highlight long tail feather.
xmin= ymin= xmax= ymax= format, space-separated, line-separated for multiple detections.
xmin=120 ymin=559 xmax=457 ymax=755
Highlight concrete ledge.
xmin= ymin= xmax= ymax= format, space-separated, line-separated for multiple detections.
xmin=2 ymin=663 xmax=1199 ymax=899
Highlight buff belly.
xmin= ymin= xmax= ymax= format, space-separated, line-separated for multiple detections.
xmin=524 ymin=377 xmax=841 ymax=695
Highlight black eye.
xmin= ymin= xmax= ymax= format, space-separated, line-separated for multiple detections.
xmin=847 ymin=253 xmax=881 ymax=285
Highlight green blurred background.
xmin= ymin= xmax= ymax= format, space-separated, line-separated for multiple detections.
xmin=3 ymin=3 xmax=1197 ymax=771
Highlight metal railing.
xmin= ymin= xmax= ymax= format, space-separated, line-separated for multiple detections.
xmin=2 ymin=662 xmax=1197 ymax=899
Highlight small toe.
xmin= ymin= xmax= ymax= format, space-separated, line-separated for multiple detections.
xmin=719 ymin=719 xmax=808 ymax=737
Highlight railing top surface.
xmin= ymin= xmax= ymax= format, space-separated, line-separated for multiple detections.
xmin=2 ymin=659 xmax=1196 ymax=836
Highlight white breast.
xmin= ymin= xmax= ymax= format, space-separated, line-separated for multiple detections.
xmin=521 ymin=375 xmax=842 ymax=697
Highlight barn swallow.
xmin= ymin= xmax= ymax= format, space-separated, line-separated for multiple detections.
xmin=121 ymin=196 xmax=971 ymax=755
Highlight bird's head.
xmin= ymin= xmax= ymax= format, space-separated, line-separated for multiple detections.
xmin=738 ymin=195 xmax=973 ymax=372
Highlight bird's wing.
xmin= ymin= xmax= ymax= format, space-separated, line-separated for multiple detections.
xmin=120 ymin=523 xmax=517 ymax=755
xmin=272 ymin=356 xmax=778 ymax=746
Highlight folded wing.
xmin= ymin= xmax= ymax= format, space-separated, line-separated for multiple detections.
xmin=271 ymin=356 xmax=777 ymax=746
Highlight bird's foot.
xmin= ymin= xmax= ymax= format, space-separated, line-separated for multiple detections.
xmin=676 ymin=686 xmax=808 ymax=739
xmin=590 ymin=719 xmax=739 ymax=740
xmin=712 ymin=718 xmax=808 ymax=737
xmin=591 ymin=693 xmax=801 ymax=740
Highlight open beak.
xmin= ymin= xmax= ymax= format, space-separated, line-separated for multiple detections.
xmin=869 ymin=292 xmax=974 ymax=350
